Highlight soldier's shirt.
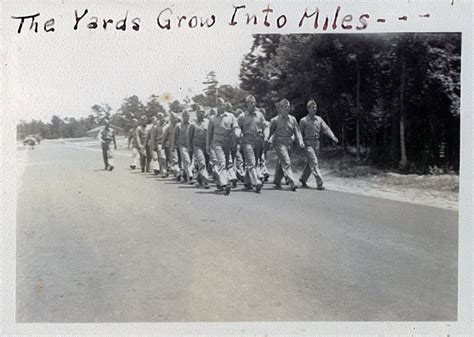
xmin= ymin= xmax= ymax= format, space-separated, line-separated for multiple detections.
xmin=209 ymin=112 xmax=238 ymax=146
xmin=152 ymin=122 xmax=166 ymax=148
xmin=270 ymin=114 xmax=303 ymax=147
xmin=175 ymin=122 xmax=190 ymax=148
xmin=98 ymin=126 xmax=115 ymax=144
xmin=162 ymin=123 xmax=177 ymax=148
xmin=134 ymin=125 xmax=147 ymax=147
xmin=189 ymin=119 xmax=209 ymax=148
xmin=145 ymin=123 xmax=155 ymax=147
xmin=299 ymin=115 xmax=336 ymax=145
xmin=237 ymin=110 xmax=266 ymax=144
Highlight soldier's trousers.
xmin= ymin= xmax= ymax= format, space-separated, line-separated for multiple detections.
xmin=242 ymin=142 xmax=263 ymax=186
xmin=138 ymin=147 xmax=146 ymax=171
xmin=131 ymin=147 xmax=139 ymax=167
xmin=178 ymin=145 xmax=193 ymax=179
xmin=213 ymin=143 xmax=236 ymax=187
xmin=232 ymin=144 xmax=245 ymax=179
xmin=208 ymin=147 xmax=218 ymax=179
xmin=193 ymin=145 xmax=210 ymax=183
xmin=153 ymin=144 xmax=168 ymax=176
xmin=300 ymin=144 xmax=324 ymax=187
xmin=101 ymin=142 xmax=113 ymax=168
xmin=145 ymin=145 xmax=152 ymax=172
xmin=273 ymin=143 xmax=296 ymax=186
xmin=165 ymin=146 xmax=180 ymax=177
xmin=256 ymin=142 xmax=269 ymax=178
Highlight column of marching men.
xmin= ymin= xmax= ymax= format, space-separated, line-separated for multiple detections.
xmin=100 ymin=95 xmax=339 ymax=195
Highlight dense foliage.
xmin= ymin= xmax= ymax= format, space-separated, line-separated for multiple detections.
xmin=239 ymin=33 xmax=461 ymax=171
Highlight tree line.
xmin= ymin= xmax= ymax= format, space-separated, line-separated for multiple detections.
xmin=239 ymin=33 xmax=461 ymax=172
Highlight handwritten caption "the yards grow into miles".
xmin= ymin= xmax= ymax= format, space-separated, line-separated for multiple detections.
xmin=10 ymin=4 xmax=441 ymax=34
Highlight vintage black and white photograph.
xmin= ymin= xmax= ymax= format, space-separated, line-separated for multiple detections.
xmin=2 ymin=0 xmax=472 ymax=332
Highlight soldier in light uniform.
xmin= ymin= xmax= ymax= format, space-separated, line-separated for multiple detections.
xmin=144 ymin=116 xmax=157 ymax=173
xmin=128 ymin=118 xmax=139 ymax=169
xmin=269 ymin=99 xmax=305 ymax=191
xmin=230 ymin=107 xmax=245 ymax=182
xmin=174 ymin=110 xmax=193 ymax=183
xmin=98 ymin=119 xmax=117 ymax=171
xmin=133 ymin=116 xmax=148 ymax=173
xmin=257 ymin=108 xmax=271 ymax=182
xmin=207 ymin=98 xmax=240 ymax=195
xmin=188 ymin=107 xmax=211 ymax=189
xmin=237 ymin=95 xmax=268 ymax=193
xmin=151 ymin=113 xmax=168 ymax=177
xmin=299 ymin=99 xmax=338 ymax=190
xmin=162 ymin=112 xmax=181 ymax=178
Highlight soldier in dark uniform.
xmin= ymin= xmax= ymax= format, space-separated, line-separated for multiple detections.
xmin=98 ymin=119 xmax=117 ymax=171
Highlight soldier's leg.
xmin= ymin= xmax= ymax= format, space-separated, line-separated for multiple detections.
xmin=225 ymin=144 xmax=237 ymax=184
xmin=305 ymin=145 xmax=324 ymax=187
xmin=170 ymin=149 xmax=181 ymax=177
xmin=180 ymin=146 xmax=193 ymax=181
xmin=273 ymin=160 xmax=284 ymax=185
xmin=242 ymin=143 xmax=261 ymax=188
xmin=157 ymin=144 xmax=168 ymax=177
xmin=213 ymin=144 xmax=228 ymax=187
xmin=278 ymin=144 xmax=296 ymax=188
xmin=193 ymin=146 xmax=210 ymax=185
xmin=145 ymin=145 xmax=152 ymax=172
xmin=101 ymin=144 xmax=108 ymax=169
xmin=107 ymin=144 xmax=114 ymax=170
xmin=139 ymin=149 xmax=146 ymax=172
xmin=236 ymin=146 xmax=245 ymax=180
xmin=150 ymin=150 xmax=159 ymax=173
xmin=131 ymin=147 xmax=139 ymax=169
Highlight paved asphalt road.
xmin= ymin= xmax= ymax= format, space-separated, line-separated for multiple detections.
xmin=16 ymin=141 xmax=458 ymax=322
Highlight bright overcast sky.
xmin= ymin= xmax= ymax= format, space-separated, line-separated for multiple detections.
xmin=4 ymin=2 xmax=254 ymax=122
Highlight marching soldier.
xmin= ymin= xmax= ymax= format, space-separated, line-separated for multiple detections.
xmin=257 ymin=107 xmax=270 ymax=182
xmin=128 ymin=118 xmax=139 ymax=169
xmin=207 ymin=98 xmax=240 ymax=195
xmin=98 ymin=118 xmax=117 ymax=171
xmin=269 ymin=99 xmax=304 ymax=191
xmin=299 ymin=99 xmax=338 ymax=190
xmin=133 ymin=116 xmax=148 ymax=173
xmin=174 ymin=110 xmax=193 ymax=183
xmin=237 ymin=95 xmax=267 ymax=193
xmin=145 ymin=116 xmax=157 ymax=173
xmin=188 ymin=107 xmax=211 ymax=189
xmin=230 ymin=107 xmax=245 ymax=182
xmin=151 ymin=113 xmax=168 ymax=177
xmin=162 ymin=112 xmax=181 ymax=178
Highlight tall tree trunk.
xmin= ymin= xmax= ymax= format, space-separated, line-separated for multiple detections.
xmin=399 ymin=55 xmax=408 ymax=170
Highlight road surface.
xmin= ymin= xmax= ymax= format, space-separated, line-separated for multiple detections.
xmin=16 ymin=140 xmax=458 ymax=322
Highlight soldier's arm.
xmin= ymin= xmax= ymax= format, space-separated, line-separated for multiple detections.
xmin=188 ymin=124 xmax=194 ymax=149
xmin=171 ymin=124 xmax=180 ymax=149
xmin=268 ymin=119 xmax=276 ymax=142
xmin=206 ymin=119 xmax=214 ymax=150
xmin=113 ymin=131 xmax=117 ymax=149
xmin=299 ymin=119 xmax=306 ymax=139
xmin=97 ymin=128 xmax=104 ymax=143
xmin=321 ymin=119 xmax=338 ymax=143
xmin=293 ymin=117 xmax=304 ymax=147
xmin=161 ymin=125 xmax=170 ymax=144
xmin=135 ymin=128 xmax=143 ymax=147
xmin=232 ymin=116 xmax=241 ymax=139
xmin=261 ymin=115 xmax=269 ymax=141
